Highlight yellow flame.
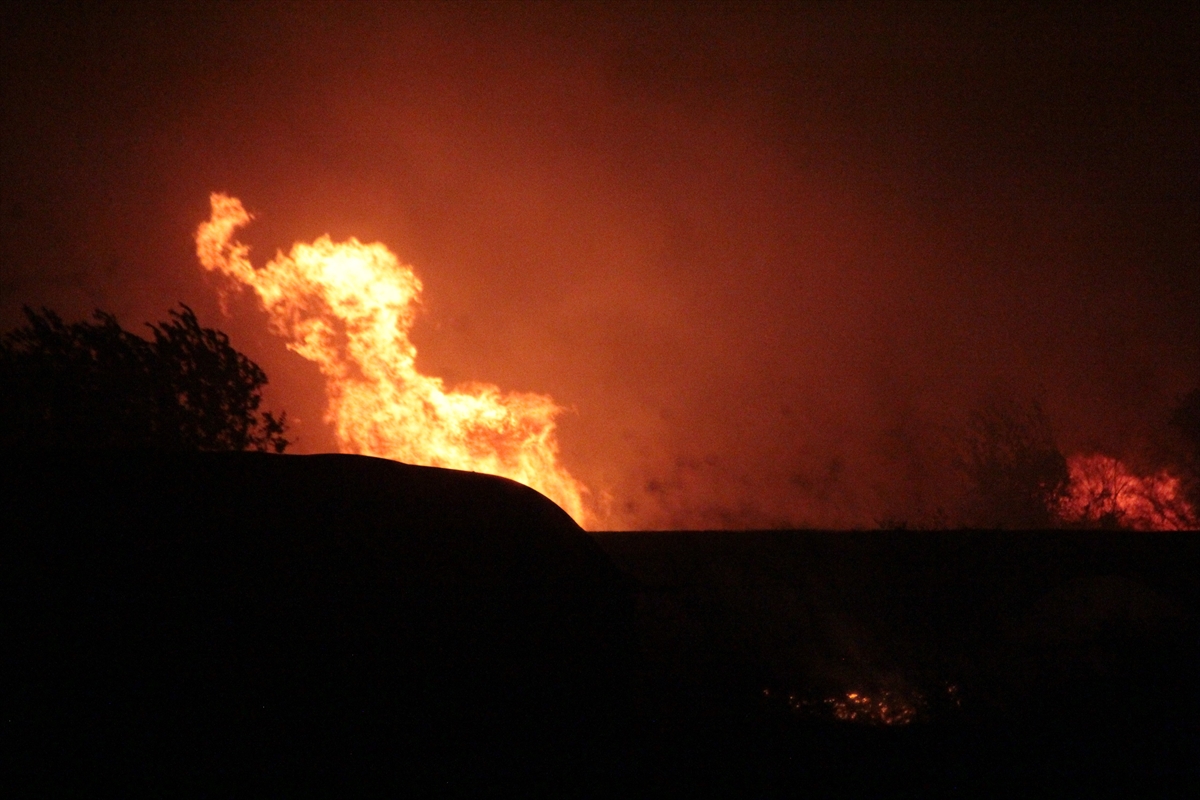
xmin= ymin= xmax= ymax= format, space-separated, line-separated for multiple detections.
xmin=195 ymin=193 xmax=591 ymax=526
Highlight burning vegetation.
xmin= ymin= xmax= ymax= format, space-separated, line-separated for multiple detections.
xmin=1058 ymin=454 xmax=1196 ymax=531
xmin=794 ymin=689 xmax=924 ymax=726
xmin=957 ymin=396 xmax=1198 ymax=531
xmin=764 ymin=683 xmax=954 ymax=727
xmin=189 ymin=194 xmax=1198 ymax=533
xmin=195 ymin=193 xmax=591 ymax=526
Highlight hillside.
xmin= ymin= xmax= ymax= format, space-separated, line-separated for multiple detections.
xmin=3 ymin=451 xmax=1197 ymax=794
xmin=3 ymin=451 xmax=636 ymax=793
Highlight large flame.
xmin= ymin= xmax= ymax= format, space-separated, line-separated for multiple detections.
xmin=1059 ymin=454 xmax=1195 ymax=531
xmin=195 ymin=193 xmax=591 ymax=526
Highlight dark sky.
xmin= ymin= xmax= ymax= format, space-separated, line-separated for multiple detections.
xmin=3 ymin=1 xmax=1197 ymax=528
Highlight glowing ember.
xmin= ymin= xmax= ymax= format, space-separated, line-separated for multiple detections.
xmin=774 ymin=687 xmax=925 ymax=726
xmin=817 ymin=689 xmax=921 ymax=726
xmin=1059 ymin=454 xmax=1196 ymax=531
xmin=195 ymin=193 xmax=591 ymax=526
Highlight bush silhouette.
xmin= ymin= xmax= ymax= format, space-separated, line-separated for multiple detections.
xmin=959 ymin=395 xmax=1069 ymax=528
xmin=0 ymin=304 xmax=289 ymax=452
xmin=1170 ymin=385 xmax=1200 ymax=511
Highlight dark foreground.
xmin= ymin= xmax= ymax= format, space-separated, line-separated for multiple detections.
xmin=3 ymin=452 xmax=1198 ymax=796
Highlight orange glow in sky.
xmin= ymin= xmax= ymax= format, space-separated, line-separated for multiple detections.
xmin=5 ymin=4 xmax=1196 ymax=530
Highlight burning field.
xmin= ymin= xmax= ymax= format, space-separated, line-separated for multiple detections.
xmin=3 ymin=3 xmax=1199 ymax=794
xmin=192 ymin=194 xmax=1199 ymax=535
xmin=4 ymin=2 xmax=1199 ymax=533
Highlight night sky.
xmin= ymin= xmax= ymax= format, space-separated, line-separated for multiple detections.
xmin=3 ymin=2 xmax=1197 ymax=529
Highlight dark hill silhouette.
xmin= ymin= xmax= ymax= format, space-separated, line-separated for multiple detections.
xmin=5 ymin=451 xmax=1198 ymax=795
xmin=3 ymin=451 xmax=638 ymax=793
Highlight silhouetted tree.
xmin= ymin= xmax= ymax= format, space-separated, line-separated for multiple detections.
xmin=0 ymin=304 xmax=289 ymax=452
xmin=1170 ymin=384 xmax=1200 ymax=511
xmin=958 ymin=395 xmax=1069 ymax=528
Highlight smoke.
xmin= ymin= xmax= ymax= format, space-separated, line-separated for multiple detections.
xmin=2 ymin=4 xmax=1197 ymax=528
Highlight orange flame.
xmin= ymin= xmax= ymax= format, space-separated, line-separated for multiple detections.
xmin=1059 ymin=454 xmax=1196 ymax=531
xmin=822 ymin=690 xmax=921 ymax=726
xmin=195 ymin=193 xmax=591 ymax=526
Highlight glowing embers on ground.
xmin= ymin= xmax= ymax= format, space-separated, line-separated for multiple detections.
xmin=798 ymin=689 xmax=922 ymax=726
xmin=1059 ymin=454 xmax=1196 ymax=531
xmin=195 ymin=193 xmax=591 ymax=526
xmin=764 ymin=684 xmax=956 ymax=727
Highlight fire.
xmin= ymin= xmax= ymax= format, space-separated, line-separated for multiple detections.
xmin=195 ymin=193 xmax=591 ymax=526
xmin=1059 ymin=454 xmax=1196 ymax=531
xmin=821 ymin=690 xmax=921 ymax=726
xmin=773 ymin=687 xmax=925 ymax=726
